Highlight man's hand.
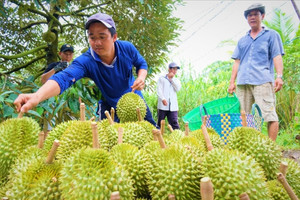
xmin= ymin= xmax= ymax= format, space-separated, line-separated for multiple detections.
xmin=54 ymin=61 xmax=68 ymax=72
xmin=274 ymin=77 xmax=283 ymax=92
xmin=131 ymin=77 xmax=145 ymax=92
xmin=14 ymin=93 xmax=40 ymax=113
xmin=162 ymin=99 xmax=168 ymax=106
xmin=228 ymin=83 xmax=236 ymax=94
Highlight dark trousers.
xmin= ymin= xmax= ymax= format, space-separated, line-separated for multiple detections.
xmin=157 ymin=109 xmax=180 ymax=130
xmin=97 ymin=100 xmax=158 ymax=128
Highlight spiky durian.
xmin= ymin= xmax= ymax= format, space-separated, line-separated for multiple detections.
xmin=0 ymin=117 xmax=40 ymax=187
xmin=227 ymin=127 xmax=282 ymax=180
xmin=60 ymin=148 xmax=134 ymax=199
xmin=4 ymin=148 xmax=61 ymax=199
xmin=42 ymin=31 xmax=56 ymax=43
xmin=164 ymin=129 xmax=185 ymax=145
xmin=177 ymin=136 xmax=206 ymax=161
xmin=111 ymin=143 xmax=151 ymax=199
xmin=146 ymin=144 xmax=201 ymax=200
xmin=137 ymin=120 xmax=156 ymax=141
xmin=189 ymin=128 xmax=225 ymax=150
xmin=266 ymin=180 xmax=289 ymax=200
xmin=116 ymin=92 xmax=147 ymax=123
xmin=200 ymin=148 xmax=271 ymax=200
xmin=283 ymin=158 xmax=300 ymax=197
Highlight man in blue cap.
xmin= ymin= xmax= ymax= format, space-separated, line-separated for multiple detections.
xmin=157 ymin=62 xmax=181 ymax=129
xmin=228 ymin=3 xmax=284 ymax=141
xmin=14 ymin=12 xmax=157 ymax=126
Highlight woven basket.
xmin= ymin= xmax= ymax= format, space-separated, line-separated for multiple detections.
xmin=200 ymin=103 xmax=263 ymax=144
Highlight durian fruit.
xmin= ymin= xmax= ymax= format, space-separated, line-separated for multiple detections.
xmin=4 ymin=141 xmax=62 ymax=200
xmin=164 ymin=129 xmax=185 ymax=145
xmin=266 ymin=180 xmax=289 ymax=200
xmin=60 ymin=148 xmax=134 ymax=199
xmin=42 ymin=31 xmax=56 ymax=43
xmin=111 ymin=143 xmax=151 ymax=199
xmin=200 ymin=148 xmax=271 ymax=200
xmin=189 ymin=128 xmax=225 ymax=151
xmin=116 ymin=92 xmax=147 ymax=123
xmin=282 ymin=158 xmax=300 ymax=197
xmin=0 ymin=117 xmax=40 ymax=187
xmin=227 ymin=127 xmax=282 ymax=180
xmin=146 ymin=143 xmax=202 ymax=199
xmin=137 ymin=120 xmax=156 ymax=141
xmin=177 ymin=136 xmax=206 ymax=162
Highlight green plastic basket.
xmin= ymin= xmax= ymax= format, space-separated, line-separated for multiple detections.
xmin=183 ymin=93 xmax=240 ymax=131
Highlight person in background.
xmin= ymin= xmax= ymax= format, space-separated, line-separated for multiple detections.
xmin=228 ymin=3 xmax=284 ymax=141
xmin=14 ymin=12 xmax=157 ymax=127
xmin=41 ymin=44 xmax=74 ymax=84
xmin=157 ymin=62 xmax=181 ymax=130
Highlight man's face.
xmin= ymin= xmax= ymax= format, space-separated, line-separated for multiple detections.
xmin=59 ymin=51 xmax=73 ymax=62
xmin=247 ymin=10 xmax=264 ymax=29
xmin=88 ymin=22 xmax=117 ymax=58
xmin=168 ymin=67 xmax=178 ymax=77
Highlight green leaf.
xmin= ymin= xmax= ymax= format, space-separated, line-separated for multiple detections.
xmin=27 ymin=110 xmax=41 ymax=118
xmin=3 ymin=105 xmax=14 ymax=118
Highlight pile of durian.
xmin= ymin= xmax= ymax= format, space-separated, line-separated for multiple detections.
xmin=0 ymin=92 xmax=299 ymax=200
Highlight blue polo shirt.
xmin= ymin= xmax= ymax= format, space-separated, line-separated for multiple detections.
xmin=49 ymin=40 xmax=147 ymax=107
xmin=232 ymin=28 xmax=284 ymax=85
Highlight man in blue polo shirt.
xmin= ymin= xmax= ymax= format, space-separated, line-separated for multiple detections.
xmin=228 ymin=3 xmax=284 ymax=141
xmin=14 ymin=12 xmax=157 ymax=126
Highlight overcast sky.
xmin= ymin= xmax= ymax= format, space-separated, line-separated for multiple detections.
xmin=167 ymin=0 xmax=300 ymax=76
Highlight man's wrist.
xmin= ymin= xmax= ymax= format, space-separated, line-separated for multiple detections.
xmin=276 ymin=74 xmax=283 ymax=79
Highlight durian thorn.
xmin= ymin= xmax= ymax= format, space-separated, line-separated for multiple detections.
xmin=279 ymin=161 xmax=288 ymax=176
xmin=167 ymin=124 xmax=174 ymax=133
xmin=89 ymin=116 xmax=96 ymax=121
xmin=239 ymin=192 xmax=250 ymax=200
xmin=80 ymin=103 xmax=86 ymax=121
xmin=200 ymin=177 xmax=214 ymax=200
xmin=154 ymin=129 xmax=166 ymax=149
xmin=201 ymin=124 xmax=214 ymax=151
xmin=91 ymin=122 xmax=100 ymax=149
xmin=18 ymin=112 xmax=24 ymax=118
xmin=168 ymin=194 xmax=176 ymax=200
xmin=152 ymin=129 xmax=158 ymax=141
xmin=45 ymin=140 xmax=60 ymax=164
xmin=241 ymin=110 xmax=247 ymax=127
xmin=136 ymin=107 xmax=142 ymax=121
xmin=37 ymin=131 xmax=45 ymax=149
xmin=117 ymin=127 xmax=124 ymax=144
xmin=160 ymin=120 xmax=165 ymax=135
xmin=51 ymin=176 xmax=57 ymax=183
xmin=2 ymin=197 xmax=8 ymax=200
xmin=110 ymin=107 xmax=115 ymax=121
xmin=277 ymin=173 xmax=299 ymax=200
xmin=110 ymin=191 xmax=121 ymax=200
xmin=105 ymin=110 xmax=114 ymax=125
xmin=185 ymin=122 xmax=189 ymax=136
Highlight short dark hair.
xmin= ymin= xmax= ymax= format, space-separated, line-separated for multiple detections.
xmin=108 ymin=27 xmax=116 ymax=37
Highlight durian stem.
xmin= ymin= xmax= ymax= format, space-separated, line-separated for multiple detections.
xmin=136 ymin=107 xmax=142 ymax=121
xmin=37 ymin=131 xmax=45 ymax=149
xmin=80 ymin=103 xmax=86 ymax=121
xmin=18 ymin=112 xmax=24 ymax=118
xmin=277 ymin=173 xmax=299 ymax=200
xmin=105 ymin=110 xmax=114 ymax=125
xmin=203 ymin=116 xmax=207 ymax=127
xmin=185 ymin=123 xmax=189 ymax=136
xmin=2 ymin=197 xmax=8 ymax=200
xmin=200 ymin=177 xmax=214 ymax=200
xmin=279 ymin=161 xmax=288 ymax=176
xmin=45 ymin=140 xmax=59 ymax=164
xmin=201 ymin=125 xmax=214 ymax=151
xmin=160 ymin=120 xmax=165 ymax=135
xmin=91 ymin=122 xmax=100 ymax=149
xmin=118 ymin=127 xmax=123 ymax=144
xmin=110 ymin=191 xmax=121 ymax=200
xmin=168 ymin=194 xmax=176 ymax=200
xmin=241 ymin=110 xmax=247 ymax=127
xmin=154 ymin=129 xmax=166 ymax=149
xmin=111 ymin=107 xmax=115 ymax=121
xmin=152 ymin=129 xmax=158 ymax=141
xmin=168 ymin=124 xmax=174 ymax=133
xmin=239 ymin=193 xmax=250 ymax=200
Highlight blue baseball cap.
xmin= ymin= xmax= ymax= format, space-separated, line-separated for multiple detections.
xmin=169 ymin=62 xmax=180 ymax=69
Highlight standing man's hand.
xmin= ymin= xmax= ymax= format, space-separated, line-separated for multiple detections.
xmin=14 ymin=93 xmax=40 ymax=113
xmin=274 ymin=77 xmax=283 ymax=92
xmin=162 ymin=99 xmax=168 ymax=106
xmin=228 ymin=83 xmax=236 ymax=94
xmin=131 ymin=77 xmax=145 ymax=92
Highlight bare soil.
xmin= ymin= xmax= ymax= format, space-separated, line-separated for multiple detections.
xmin=282 ymin=149 xmax=300 ymax=166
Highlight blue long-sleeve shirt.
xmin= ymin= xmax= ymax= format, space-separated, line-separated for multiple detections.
xmin=49 ymin=40 xmax=147 ymax=107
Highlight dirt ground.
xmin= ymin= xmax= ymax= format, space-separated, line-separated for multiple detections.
xmin=283 ymin=149 xmax=300 ymax=166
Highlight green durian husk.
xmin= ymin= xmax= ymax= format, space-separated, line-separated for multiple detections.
xmin=266 ymin=180 xmax=289 ymax=200
xmin=282 ymin=158 xmax=300 ymax=197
